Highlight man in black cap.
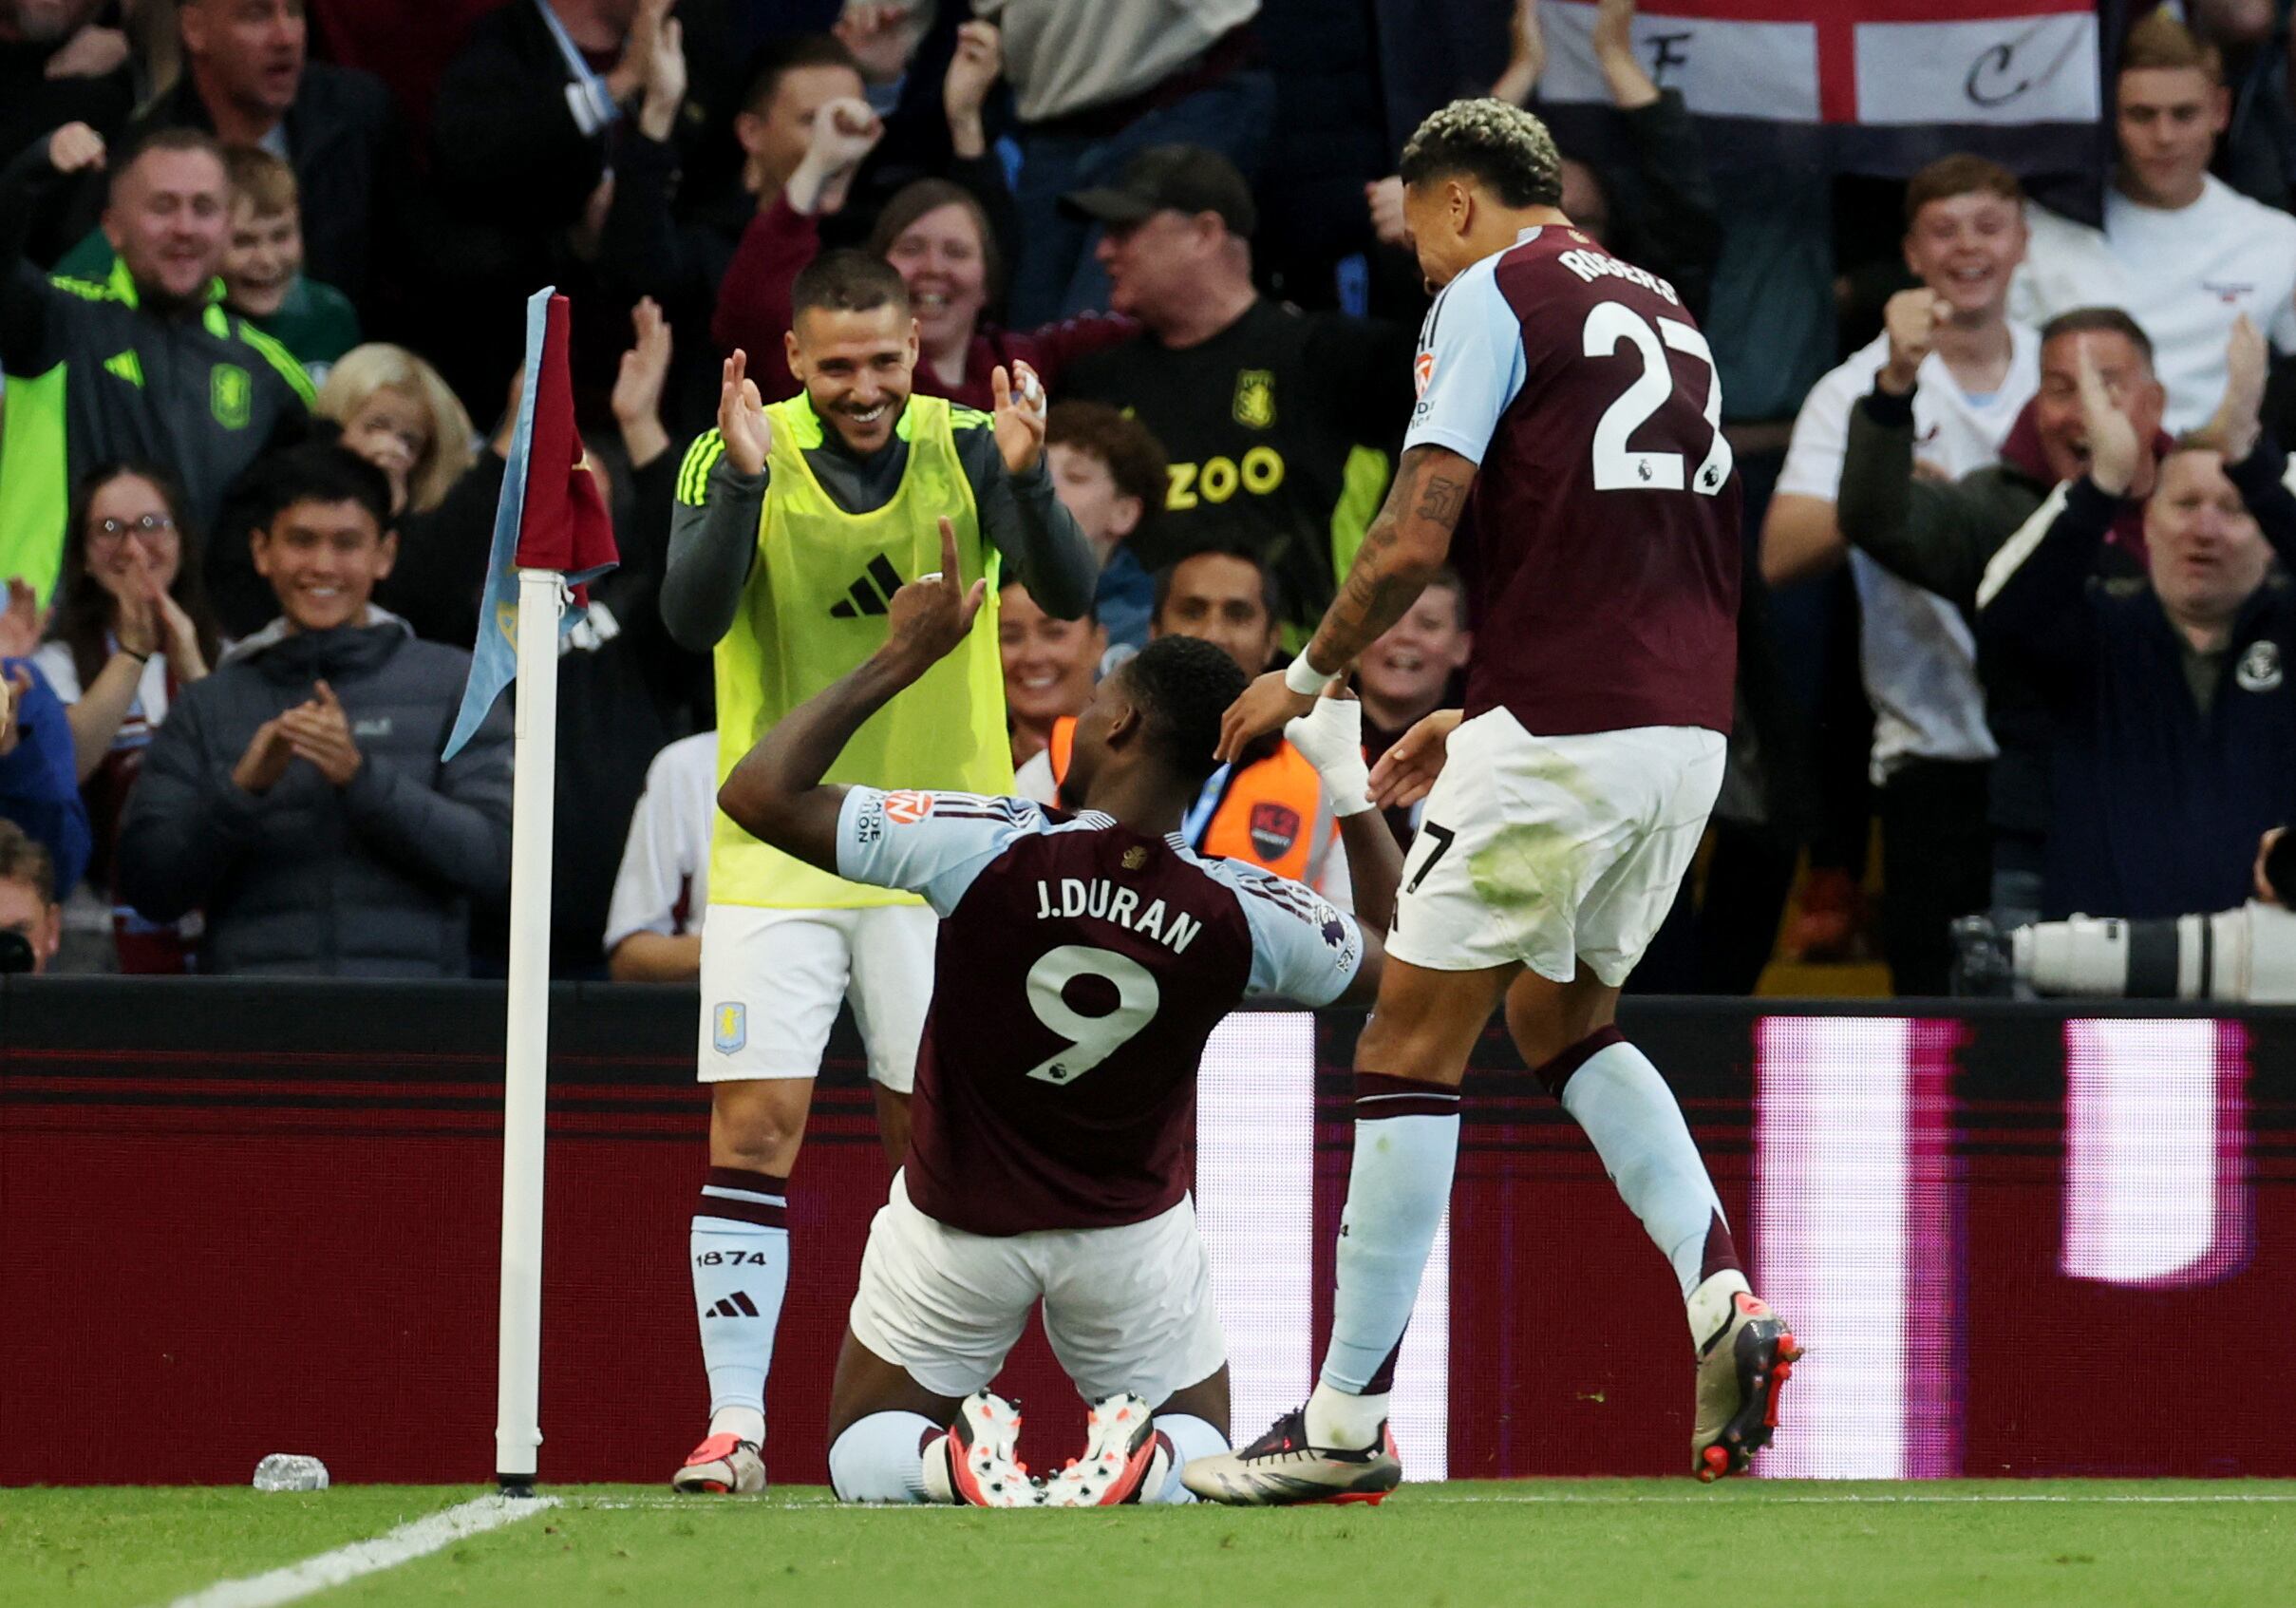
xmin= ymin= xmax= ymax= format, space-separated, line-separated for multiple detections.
xmin=1059 ymin=144 xmax=1415 ymax=642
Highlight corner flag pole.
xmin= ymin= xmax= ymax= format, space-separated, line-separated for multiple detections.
xmin=495 ymin=565 xmax=565 ymax=1493
xmin=453 ymin=285 xmax=614 ymax=1494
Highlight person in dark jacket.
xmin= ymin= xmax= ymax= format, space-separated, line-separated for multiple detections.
xmin=1837 ymin=305 xmax=2173 ymax=926
xmin=0 ymin=123 xmax=311 ymax=609
xmin=115 ymin=445 xmax=512 ymax=976
xmin=44 ymin=0 xmax=407 ymax=312
xmin=1980 ymin=320 xmax=2296 ymax=921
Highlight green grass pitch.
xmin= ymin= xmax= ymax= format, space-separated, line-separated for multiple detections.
xmin=6 ymin=1482 xmax=2294 ymax=1607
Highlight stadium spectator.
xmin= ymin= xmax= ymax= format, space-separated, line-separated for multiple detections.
xmin=2010 ymin=6 xmax=2296 ymax=431
xmin=33 ymin=462 xmax=221 ymax=972
xmin=708 ymin=29 xmax=1137 ymax=414
xmin=1059 ymin=144 xmax=1414 ymax=636
xmin=0 ymin=123 xmax=311 ymax=608
xmin=1045 ymin=400 xmax=1162 ymax=653
xmin=0 ymin=587 xmax=92 ymax=927
xmin=0 ymin=818 xmax=65 ymax=974
xmin=71 ymin=0 xmax=405 ymax=311
xmin=1151 ymin=546 xmax=1351 ymax=901
xmin=982 ymin=0 xmax=1274 ymax=325
xmin=311 ymin=344 xmax=484 ymax=645
xmin=999 ymin=576 xmax=1101 ymax=771
xmin=217 ymin=146 xmax=358 ymax=383
xmin=426 ymin=0 xmax=696 ymax=404
xmin=603 ymin=728 xmax=714 ymax=982
xmin=1980 ymin=323 xmax=2296 ymax=921
xmin=0 ymin=1 xmax=133 ymax=261
xmin=1836 ymin=307 xmax=2172 ymax=929
xmin=114 ymin=444 xmax=513 ymax=977
xmin=196 ymin=340 xmax=465 ymax=640
xmin=314 ymin=345 xmax=479 ymax=523
xmin=1762 ymin=155 xmax=2040 ymax=995
xmin=1357 ymin=567 xmax=1470 ymax=846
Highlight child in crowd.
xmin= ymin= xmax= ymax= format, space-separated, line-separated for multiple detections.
xmin=219 ymin=148 xmax=360 ymax=383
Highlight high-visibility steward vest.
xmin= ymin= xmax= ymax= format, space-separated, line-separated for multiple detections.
xmin=1044 ymin=713 xmax=1334 ymax=884
xmin=709 ymin=394 xmax=1012 ymax=909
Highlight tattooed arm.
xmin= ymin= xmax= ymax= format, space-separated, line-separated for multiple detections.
xmin=1215 ymin=445 xmax=1477 ymax=761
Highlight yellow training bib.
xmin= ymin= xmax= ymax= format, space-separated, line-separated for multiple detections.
xmin=710 ymin=393 xmax=1012 ymax=909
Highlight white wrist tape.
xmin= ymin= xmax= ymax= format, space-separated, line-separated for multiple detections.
xmin=1284 ymin=654 xmax=1340 ymax=697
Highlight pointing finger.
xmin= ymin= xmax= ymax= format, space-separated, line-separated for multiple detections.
xmin=937 ymin=515 xmax=960 ymax=584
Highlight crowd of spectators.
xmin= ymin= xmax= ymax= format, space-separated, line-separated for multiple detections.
xmin=5 ymin=0 xmax=2296 ymax=996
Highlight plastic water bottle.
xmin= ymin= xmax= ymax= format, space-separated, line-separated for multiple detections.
xmin=253 ymin=1454 xmax=330 ymax=1491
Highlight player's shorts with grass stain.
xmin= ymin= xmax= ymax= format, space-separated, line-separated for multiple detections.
xmin=848 ymin=1170 xmax=1227 ymax=1403
xmin=1386 ymin=711 xmax=1725 ymax=984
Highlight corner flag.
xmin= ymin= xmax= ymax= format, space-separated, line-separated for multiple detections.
xmin=443 ymin=287 xmax=618 ymax=760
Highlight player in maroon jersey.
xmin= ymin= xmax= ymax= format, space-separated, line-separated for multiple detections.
xmin=1192 ymin=100 xmax=1798 ymax=1504
xmin=716 ymin=518 xmax=1402 ymax=1506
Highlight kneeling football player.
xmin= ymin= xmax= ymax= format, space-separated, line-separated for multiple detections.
xmin=716 ymin=520 xmax=1400 ymax=1504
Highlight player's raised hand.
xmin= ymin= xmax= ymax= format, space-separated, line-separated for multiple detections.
xmin=1218 ymin=670 xmax=1316 ymax=766
xmin=47 ymin=122 xmax=105 ymax=175
xmin=2074 ymin=338 xmax=2140 ymax=497
xmin=1878 ymin=288 xmax=1950 ymax=396
xmin=990 ymin=362 xmax=1047 ymax=475
xmin=1367 ymin=708 xmax=1463 ymax=811
xmin=883 ymin=516 xmax=988 ymax=673
xmin=717 ymin=350 xmax=773 ymax=476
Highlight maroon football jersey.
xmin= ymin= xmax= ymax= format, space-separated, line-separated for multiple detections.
xmin=834 ymin=788 xmax=1364 ymax=1235
xmin=1405 ymin=224 xmax=1741 ymax=736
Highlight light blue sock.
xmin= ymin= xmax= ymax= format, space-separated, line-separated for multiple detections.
xmin=693 ymin=1167 xmax=791 ymax=1442
xmin=1150 ymin=1413 xmax=1228 ymax=1504
xmin=829 ymin=1411 xmax=940 ymax=1503
xmin=1559 ymin=1039 xmax=1729 ymax=1297
xmin=1309 ymin=1075 xmax=1460 ymax=1446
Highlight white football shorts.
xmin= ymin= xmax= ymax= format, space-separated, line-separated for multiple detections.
xmin=1386 ymin=711 xmax=1726 ymax=986
xmin=695 ymin=902 xmax=936 ymax=1090
xmin=847 ymin=1171 xmax=1228 ymax=1405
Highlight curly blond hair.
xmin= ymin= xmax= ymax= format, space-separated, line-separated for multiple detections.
xmin=1400 ymin=98 xmax=1563 ymax=208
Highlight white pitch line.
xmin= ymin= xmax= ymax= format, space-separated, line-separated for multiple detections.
xmin=163 ymin=1493 xmax=559 ymax=1608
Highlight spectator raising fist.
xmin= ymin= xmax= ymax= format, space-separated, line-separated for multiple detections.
xmin=785 ymin=96 xmax=885 ymax=217
xmin=46 ymin=119 xmax=105 ymax=175
xmin=1878 ymin=288 xmax=1952 ymax=395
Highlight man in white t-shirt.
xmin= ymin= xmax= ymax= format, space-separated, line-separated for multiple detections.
xmin=2009 ymin=8 xmax=2296 ymax=431
xmin=605 ymin=731 xmax=718 ymax=982
xmin=1763 ymin=154 xmax=2039 ymax=995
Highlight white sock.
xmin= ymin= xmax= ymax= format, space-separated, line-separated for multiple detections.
xmin=693 ymin=1166 xmax=790 ymax=1442
xmin=1149 ymin=1413 xmax=1228 ymax=1504
xmin=829 ymin=1411 xmax=941 ymax=1503
xmin=1310 ymin=1075 xmax=1460 ymax=1447
xmin=1556 ymin=1037 xmax=1741 ymax=1324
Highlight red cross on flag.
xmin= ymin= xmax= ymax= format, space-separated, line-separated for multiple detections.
xmin=1535 ymin=1 xmax=2120 ymax=216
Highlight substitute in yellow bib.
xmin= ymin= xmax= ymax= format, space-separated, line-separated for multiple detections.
xmin=659 ymin=251 xmax=1097 ymax=1494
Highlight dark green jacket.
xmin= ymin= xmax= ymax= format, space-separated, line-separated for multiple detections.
xmin=0 ymin=145 xmax=311 ymax=603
